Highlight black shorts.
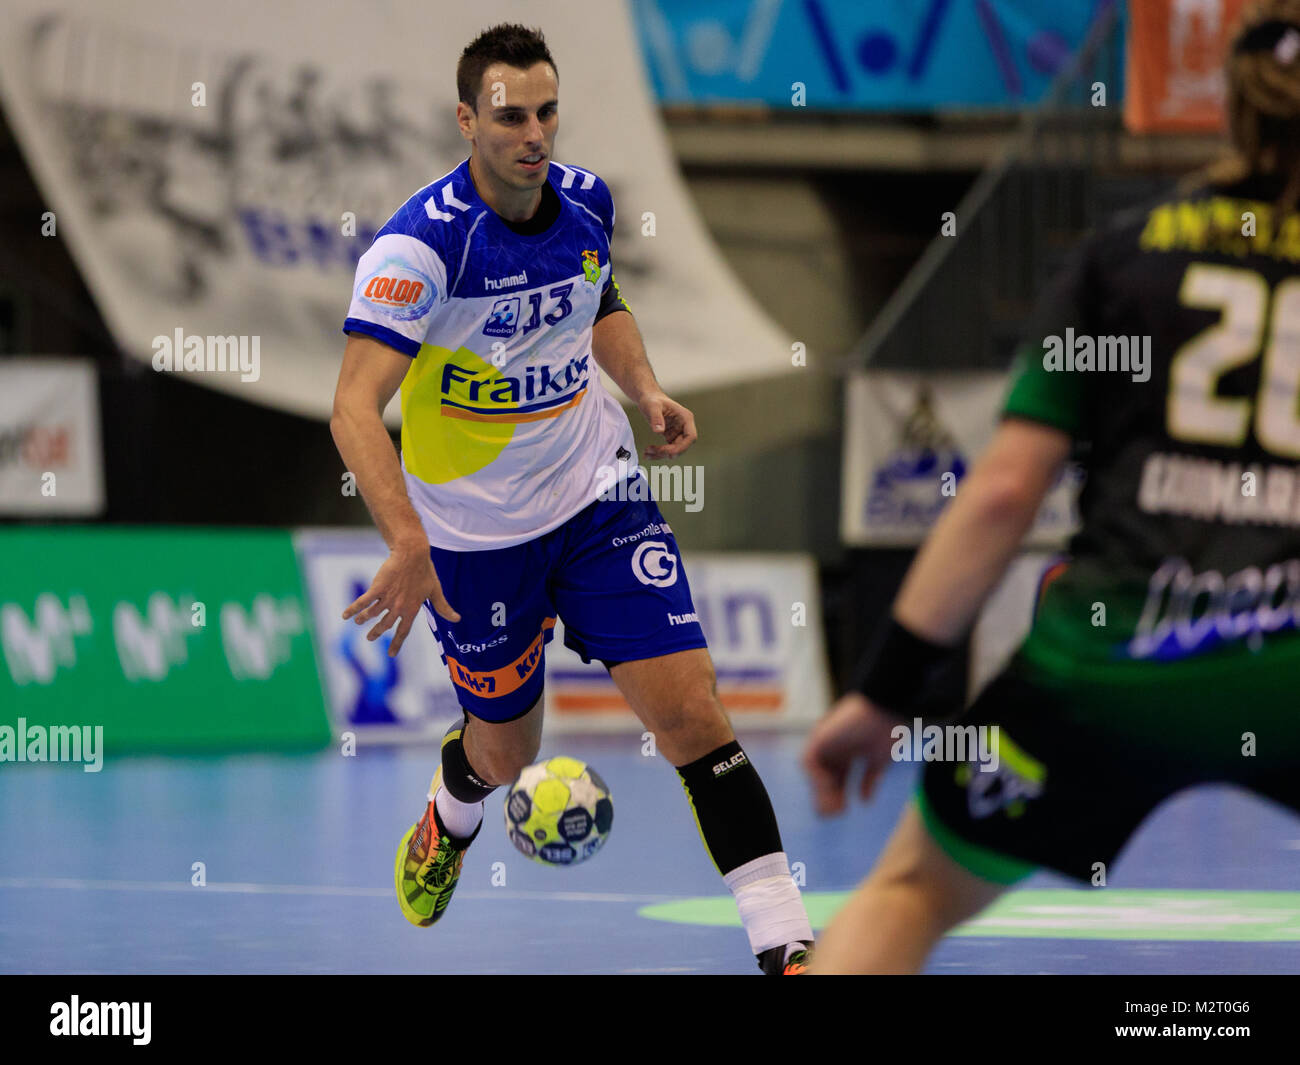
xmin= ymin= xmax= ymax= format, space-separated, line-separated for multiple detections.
xmin=916 ymin=659 xmax=1300 ymax=884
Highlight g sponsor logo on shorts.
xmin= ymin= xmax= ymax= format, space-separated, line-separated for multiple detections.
xmin=631 ymin=540 xmax=677 ymax=587
xmin=357 ymin=259 xmax=436 ymax=321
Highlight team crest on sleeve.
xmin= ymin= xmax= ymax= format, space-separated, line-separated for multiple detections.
xmin=357 ymin=259 xmax=436 ymax=321
xmin=483 ymin=297 xmax=520 ymax=338
xmin=581 ymin=250 xmax=601 ymax=284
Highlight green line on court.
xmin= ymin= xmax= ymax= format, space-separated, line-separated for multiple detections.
xmin=637 ymin=889 xmax=1300 ymax=942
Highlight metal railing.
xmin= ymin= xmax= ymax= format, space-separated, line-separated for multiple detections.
xmin=850 ymin=0 xmax=1130 ymax=372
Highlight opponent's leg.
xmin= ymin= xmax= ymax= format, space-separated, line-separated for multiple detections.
xmin=609 ymin=648 xmax=814 ymax=974
xmin=809 ymin=802 xmax=1006 ymax=974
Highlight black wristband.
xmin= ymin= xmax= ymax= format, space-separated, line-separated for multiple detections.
xmin=849 ymin=617 xmax=965 ymax=721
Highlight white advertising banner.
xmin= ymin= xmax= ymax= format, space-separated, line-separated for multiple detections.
xmin=545 ymin=552 xmax=830 ymax=732
xmin=840 ymin=370 xmax=1081 ymax=548
xmin=0 ymin=0 xmax=797 ymax=421
xmin=296 ymin=530 xmax=829 ymax=740
xmin=0 ymin=358 xmax=104 ymax=516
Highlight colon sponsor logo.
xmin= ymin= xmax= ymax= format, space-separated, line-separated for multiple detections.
xmin=357 ymin=260 xmax=436 ymax=321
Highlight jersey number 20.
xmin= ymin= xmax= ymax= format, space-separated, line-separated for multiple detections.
xmin=1170 ymin=263 xmax=1300 ymax=459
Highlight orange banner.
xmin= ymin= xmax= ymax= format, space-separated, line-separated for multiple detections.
xmin=1124 ymin=0 xmax=1253 ymax=132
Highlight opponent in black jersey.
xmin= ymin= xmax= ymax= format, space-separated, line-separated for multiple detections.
xmin=803 ymin=0 xmax=1300 ymax=972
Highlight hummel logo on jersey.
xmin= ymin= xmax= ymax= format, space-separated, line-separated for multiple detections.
xmin=485 ymin=270 xmax=528 ymax=291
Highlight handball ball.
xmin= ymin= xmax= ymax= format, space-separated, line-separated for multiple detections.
xmin=504 ymin=756 xmax=613 ymax=866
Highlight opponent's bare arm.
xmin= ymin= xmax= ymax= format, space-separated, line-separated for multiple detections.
xmin=804 ymin=418 xmax=1072 ymax=813
xmin=591 ymin=310 xmax=697 ymax=459
xmin=330 ymin=333 xmax=460 ymax=655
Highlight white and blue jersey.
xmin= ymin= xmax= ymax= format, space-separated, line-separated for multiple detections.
xmin=343 ymin=158 xmax=635 ymax=551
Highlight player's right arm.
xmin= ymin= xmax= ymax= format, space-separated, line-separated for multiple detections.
xmin=330 ymin=332 xmax=460 ymax=655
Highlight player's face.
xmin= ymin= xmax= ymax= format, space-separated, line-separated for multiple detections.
xmin=463 ymin=62 xmax=558 ymax=194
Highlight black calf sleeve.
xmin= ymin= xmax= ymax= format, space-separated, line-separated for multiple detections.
xmin=440 ymin=715 xmax=498 ymax=804
xmin=675 ymin=741 xmax=783 ymax=875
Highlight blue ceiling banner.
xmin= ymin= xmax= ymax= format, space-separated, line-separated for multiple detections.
xmin=632 ymin=0 xmax=1123 ymax=110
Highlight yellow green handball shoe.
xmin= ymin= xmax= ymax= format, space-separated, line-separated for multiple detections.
xmin=395 ymin=770 xmax=480 ymax=928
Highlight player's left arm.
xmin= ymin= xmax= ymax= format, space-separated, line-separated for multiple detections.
xmin=803 ymin=417 xmax=1071 ymax=814
xmin=591 ymin=301 xmax=698 ymax=459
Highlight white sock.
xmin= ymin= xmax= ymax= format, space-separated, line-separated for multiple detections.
xmin=724 ymin=852 xmax=814 ymax=955
xmin=432 ymin=784 xmax=484 ymax=839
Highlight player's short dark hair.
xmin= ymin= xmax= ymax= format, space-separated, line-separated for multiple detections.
xmin=457 ymin=24 xmax=557 ymax=111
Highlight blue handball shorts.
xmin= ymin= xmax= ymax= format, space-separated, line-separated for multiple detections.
xmin=422 ymin=477 xmax=708 ymax=723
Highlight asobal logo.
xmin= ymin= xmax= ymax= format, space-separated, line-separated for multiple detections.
xmin=50 ymin=996 xmax=150 ymax=1045
xmin=631 ymin=541 xmax=677 ymax=587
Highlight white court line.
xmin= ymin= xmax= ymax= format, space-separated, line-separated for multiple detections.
xmin=0 ymin=876 xmax=676 ymax=904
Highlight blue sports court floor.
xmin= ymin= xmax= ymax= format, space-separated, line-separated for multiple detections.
xmin=3 ymin=733 xmax=1299 ymax=974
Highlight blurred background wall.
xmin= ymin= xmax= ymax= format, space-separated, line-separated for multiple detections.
xmin=0 ymin=0 xmax=1244 ymax=741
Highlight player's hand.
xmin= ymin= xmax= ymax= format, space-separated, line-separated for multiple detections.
xmin=639 ymin=391 xmax=697 ymax=459
xmin=801 ymin=692 xmax=900 ymax=816
xmin=342 ymin=543 xmax=460 ymax=657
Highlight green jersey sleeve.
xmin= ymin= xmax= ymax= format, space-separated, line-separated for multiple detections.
xmin=1002 ymin=344 xmax=1085 ymax=434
